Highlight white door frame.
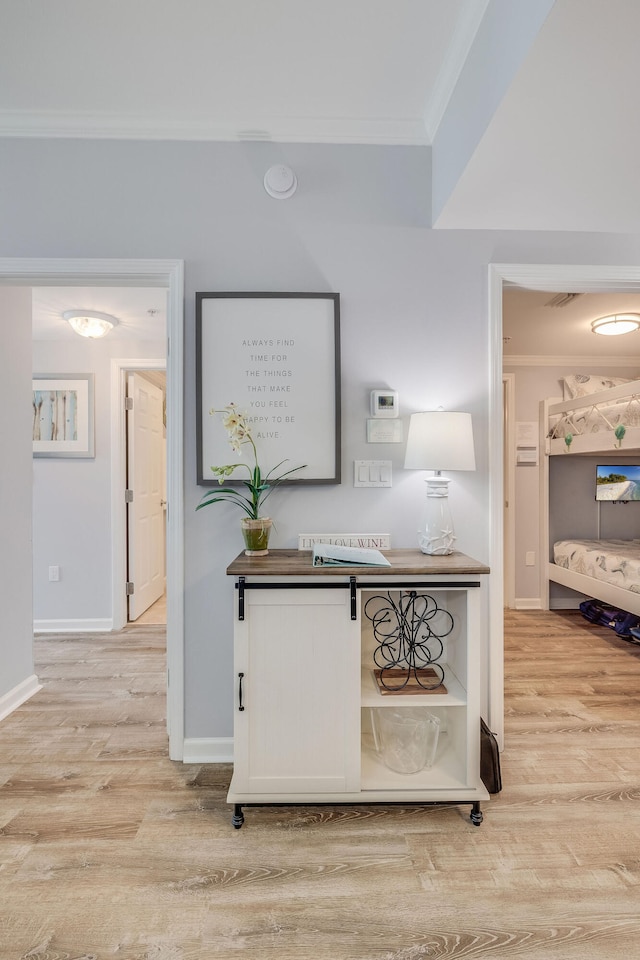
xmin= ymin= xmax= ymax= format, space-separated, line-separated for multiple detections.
xmin=502 ymin=372 xmax=516 ymax=610
xmin=489 ymin=262 xmax=640 ymax=751
xmin=0 ymin=258 xmax=185 ymax=761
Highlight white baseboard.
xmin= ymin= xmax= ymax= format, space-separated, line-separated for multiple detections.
xmin=182 ymin=737 xmax=234 ymax=764
xmin=34 ymin=618 xmax=113 ymax=633
xmin=0 ymin=674 xmax=42 ymax=722
xmin=514 ymin=598 xmax=543 ymax=610
xmin=513 ymin=598 xmax=583 ymax=611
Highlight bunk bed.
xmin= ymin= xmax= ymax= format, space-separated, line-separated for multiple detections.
xmin=541 ymin=374 xmax=640 ymax=617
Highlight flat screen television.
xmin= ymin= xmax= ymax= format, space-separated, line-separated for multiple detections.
xmin=596 ymin=464 xmax=640 ymax=501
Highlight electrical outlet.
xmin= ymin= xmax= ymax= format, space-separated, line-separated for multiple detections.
xmin=48 ymin=565 xmax=60 ymax=581
xmin=525 ymin=552 xmax=535 ymax=567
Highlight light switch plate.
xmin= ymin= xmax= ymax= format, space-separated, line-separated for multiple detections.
xmin=354 ymin=460 xmax=392 ymax=487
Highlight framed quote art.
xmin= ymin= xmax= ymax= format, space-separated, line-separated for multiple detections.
xmin=32 ymin=374 xmax=95 ymax=458
xmin=196 ymin=292 xmax=341 ymax=485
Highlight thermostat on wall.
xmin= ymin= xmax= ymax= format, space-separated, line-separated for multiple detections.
xmin=370 ymin=389 xmax=399 ymax=418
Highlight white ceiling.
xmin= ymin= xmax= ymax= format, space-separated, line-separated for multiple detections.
xmin=0 ymin=0 xmax=473 ymax=145
xmin=32 ymin=287 xmax=167 ymax=341
xmin=434 ymin=0 xmax=640 ymax=231
xmin=3 ymin=0 xmax=638 ymax=231
xmin=503 ymin=289 xmax=640 ymax=362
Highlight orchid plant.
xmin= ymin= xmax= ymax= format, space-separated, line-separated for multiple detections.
xmin=196 ymin=403 xmax=305 ymax=519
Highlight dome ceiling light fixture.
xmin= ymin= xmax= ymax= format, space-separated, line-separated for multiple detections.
xmin=63 ymin=310 xmax=119 ymax=338
xmin=591 ymin=313 xmax=640 ymax=337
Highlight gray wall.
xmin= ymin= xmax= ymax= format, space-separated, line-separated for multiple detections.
xmin=0 ymin=287 xmax=34 ymax=704
xmin=32 ymin=337 xmax=165 ymax=626
xmin=5 ymin=138 xmax=640 ymax=743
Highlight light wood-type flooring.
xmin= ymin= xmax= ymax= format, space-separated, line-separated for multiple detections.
xmin=133 ymin=592 xmax=167 ymax=626
xmin=1 ymin=610 xmax=640 ymax=959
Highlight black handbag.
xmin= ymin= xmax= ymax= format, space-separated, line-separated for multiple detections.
xmin=480 ymin=719 xmax=502 ymax=794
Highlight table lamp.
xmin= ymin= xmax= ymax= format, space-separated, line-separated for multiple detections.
xmin=404 ymin=410 xmax=476 ymax=555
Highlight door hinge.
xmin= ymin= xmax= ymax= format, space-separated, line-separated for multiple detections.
xmin=125 ymin=396 xmax=134 ymax=411
xmin=125 ymin=489 xmax=134 ymax=503
xmin=126 ymin=582 xmax=134 ymax=596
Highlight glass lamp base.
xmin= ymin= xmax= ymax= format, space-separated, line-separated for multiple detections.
xmin=417 ymin=476 xmax=456 ymax=556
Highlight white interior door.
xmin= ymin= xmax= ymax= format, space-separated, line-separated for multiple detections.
xmin=127 ymin=372 xmax=165 ymax=621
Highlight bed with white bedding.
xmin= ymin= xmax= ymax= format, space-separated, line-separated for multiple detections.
xmin=544 ymin=374 xmax=640 ymax=455
xmin=542 ymin=374 xmax=640 ymax=615
xmin=553 ymin=538 xmax=640 ymax=592
xmin=551 ymin=539 xmax=640 ymax=615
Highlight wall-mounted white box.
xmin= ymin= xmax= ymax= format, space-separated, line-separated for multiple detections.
xmin=366 ymin=419 xmax=403 ymax=443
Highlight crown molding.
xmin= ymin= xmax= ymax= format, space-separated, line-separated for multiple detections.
xmin=0 ymin=110 xmax=429 ymax=146
xmin=503 ymin=355 xmax=640 ymax=368
xmin=0 ymin=257 xmax=182 ymax=287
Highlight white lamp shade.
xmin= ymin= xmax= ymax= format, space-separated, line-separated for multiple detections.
xmin=404 ymin=411 xmax=475 ymax=471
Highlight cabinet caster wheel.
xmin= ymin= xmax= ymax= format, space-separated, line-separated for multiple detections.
xmin=232 ymin=805 xmax=244 ymax=829
xmin=470 ymin=802 xmax=483 ymax=826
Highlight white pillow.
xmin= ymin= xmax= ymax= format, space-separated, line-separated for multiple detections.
xmin=562 ymin=374 xmax=634 ymax=400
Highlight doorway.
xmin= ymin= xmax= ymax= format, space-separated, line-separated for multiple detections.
xmin=489 ymin=262 xmax=640 ymax=751
xmin=0 ymin=257 xmax=185 ymax=760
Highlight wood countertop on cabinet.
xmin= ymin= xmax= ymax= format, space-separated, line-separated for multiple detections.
xmin=226 ymin=548 xmax=489 ymax=578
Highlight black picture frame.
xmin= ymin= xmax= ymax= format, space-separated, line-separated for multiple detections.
xmin=196 ymin=292 xmax=341 ymax=485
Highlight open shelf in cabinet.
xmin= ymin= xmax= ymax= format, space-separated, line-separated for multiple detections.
xmin=360 ymin=664 xmax=466 ymax=706
xmin=360 ymin=705 xmax=469 ymax=791
xmin=359 ymin=586 xmax=473 ymax=792
xmin=360 ymin=587 xmax=470 ymax=699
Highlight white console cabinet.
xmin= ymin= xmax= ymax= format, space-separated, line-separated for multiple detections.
xmin=226 ymin=549 xmax=490 ymax=828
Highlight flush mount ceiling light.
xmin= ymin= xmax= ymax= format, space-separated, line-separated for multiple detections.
xmin=591 ymin=314 xmax=640 ymax=337
xmin=263 ymin=164 xmax=297 ymax=200
xmin=63 ymin=310 xmax=119 ymax=338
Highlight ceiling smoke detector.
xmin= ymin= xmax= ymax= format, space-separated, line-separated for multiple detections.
xmin=263 ymin=164 xmax=297 ymax=200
